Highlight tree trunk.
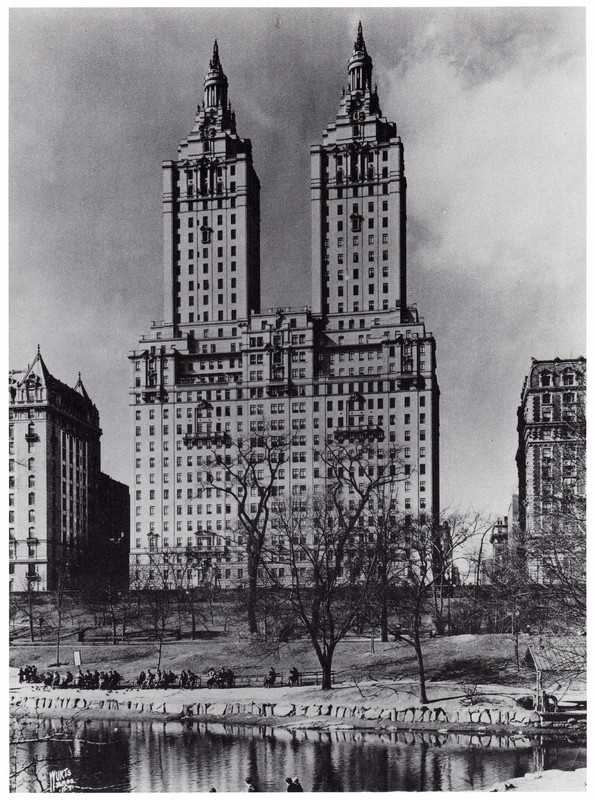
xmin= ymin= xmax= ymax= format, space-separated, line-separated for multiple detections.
xmin=111 ymin=609 xmax=118 ymax=644
xmin=321 ymin=658 xmax=334 ymax=690
xmin=318 ymin=642 xmax=336 ymax=690
xmin=157 ymin=636 xmax=163 ymax=670
xmin=247 ymin=556 xmax=259 ymax=635
xmin=380 ymin=597 xmax=388 ymax=642
xmin=28 ymin=594 xmax=35 ymax=643
xmin=413 ymin=630 xmax=428 ymax=704
xmin=55 ymin=613 xmax=62 ymax=667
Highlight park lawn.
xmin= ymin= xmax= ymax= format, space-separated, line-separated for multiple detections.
xmin=10 ymin=633 xmax=536 ymax=689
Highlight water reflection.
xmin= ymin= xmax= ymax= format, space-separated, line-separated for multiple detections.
xmin=11 ymin=718 xmax=586 ymax=793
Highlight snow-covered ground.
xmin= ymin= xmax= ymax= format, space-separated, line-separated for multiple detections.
xmin=489 ymin=767 xmax=586 ymax=792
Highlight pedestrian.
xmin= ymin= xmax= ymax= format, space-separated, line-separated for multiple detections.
xmin=285 ymin=777 xmax=295 ymax=792
xmin=244 ymin=777 xmax=256 ymax=792
xmin=292 ymin=777 xmax=303 ymax=792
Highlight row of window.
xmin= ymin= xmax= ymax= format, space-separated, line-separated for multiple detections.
xmin=177 ymin=212 xmax=237 ymax=229
xmin=183 ymin=278 xmax=238 ymax=291
xmin=178 ymin=311 xmax=239 ymax=323
xmin=326 ymin=301 xmax=390 ymax=313
xmin=329 ymin=283 xmax=390 ymax=298
xmin=330 ymin=229 xmax=389 ymax=248
xmin=538 ymin=370 xmax=579 ymax=387
xmin=175 ymin=260 xmax=237 ymax=277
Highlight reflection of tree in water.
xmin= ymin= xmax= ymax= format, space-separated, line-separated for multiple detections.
xmin=11 ymin=718 xmax=130 ymax=792
xmin=311 ymin=735 xmax=344 ymax=792
xmin=11 ymin=718 xmax=587 ymax=792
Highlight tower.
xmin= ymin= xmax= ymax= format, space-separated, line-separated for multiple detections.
xmin=162 ymin=41 xmax=261 ymax=331
xmin=311 ymin=22 xmax=407 ymax=320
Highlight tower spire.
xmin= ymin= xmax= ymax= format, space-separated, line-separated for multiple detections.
xmin=210 ymin=39 xmax=220 ymax=69
xmin=355 ymin=20 xmax=365 ymax=52
xmin=348 ymin=21 xmax=373 ymax=93
xmin=204 ymin=39 xmax=228 ymax=110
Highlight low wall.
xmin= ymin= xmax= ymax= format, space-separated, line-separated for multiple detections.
xmin=9 ymin=693 xmax=580 ymax=731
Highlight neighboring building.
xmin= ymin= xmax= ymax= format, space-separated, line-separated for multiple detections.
xmin=516 ymin=357 xmax=586 ymax=581
xmin=8 ymin=348 xmax=129 ymax=591
xmin=129 ymin=26 xmax=440 ymax=588
xmin=488 ymin=496 xmax=520 ymax=566
xmin=93 ymin=473 xmax=131 ymax=591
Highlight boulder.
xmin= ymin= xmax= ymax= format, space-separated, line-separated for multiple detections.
xmin=272 ymin=704 xmax=295 ymax=717
xmin=363 ymin=707 xmax=381 ymax=720
xmin=306 ymin=705 xmax=322 ymax=717
xmin=206 ymin=703 xmax=227 ymax=716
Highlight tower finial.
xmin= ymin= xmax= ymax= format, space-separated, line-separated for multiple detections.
xmin=355 ymin=21 xmax=365 ymax=52
xmin=211 ymin=39 xmax=220 ymax=69
xmin=37 ymin=344 xmax=40 ymax=356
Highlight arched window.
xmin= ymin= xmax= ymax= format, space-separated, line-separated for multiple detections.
xmin=28 ymin=492 xmax=35 ymax=505
xmin=28 ymin=457 xmax=35 ymax=470
xmin=28 ymin=509 xmax=35 ymax=523
xmin=28 ymin=475 xmax=35 ymax=488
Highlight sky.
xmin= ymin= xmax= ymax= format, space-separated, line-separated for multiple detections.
xmin=9 ymin=6 xmax=586 ymax=519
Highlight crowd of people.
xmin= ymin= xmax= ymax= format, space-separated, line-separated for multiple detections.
xmin=18 ymin=664 xmax=39 ymax=683
xmin=19 ymin=663 xmax=301 ymax=691
xmin=136 ymin=669 xmax=176 ymax=689
xmin=18 ymin=665 xmax=121 ymax=690
xmin=206 ymin=667 xmax=235 ymax=688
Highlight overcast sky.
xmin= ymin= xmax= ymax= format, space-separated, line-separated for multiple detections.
xmin=9 ymin=6 xmax=585 ymax=519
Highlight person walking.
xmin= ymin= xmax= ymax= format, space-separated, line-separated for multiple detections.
xmin=292 ymin=777 xmax=304 ymax=792
xmin=244 ymin=777 xmax=256 ymax=792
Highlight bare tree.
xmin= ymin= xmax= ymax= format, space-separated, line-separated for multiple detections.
xmin=198 ymin=421 xmax=292 ymax=635
xmin=45 ymin=556 xmax=75 ymax=667
xmin=11 ymin=578 xmax=42 ymax=643
xmin=376 ymin=512 xmax=485 ymax=703
xmin=262 ymin=440 xmax=406 ymax=689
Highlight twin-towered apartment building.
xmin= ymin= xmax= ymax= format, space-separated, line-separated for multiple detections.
xmin=129 ymin=25 xmax=440 ymax=588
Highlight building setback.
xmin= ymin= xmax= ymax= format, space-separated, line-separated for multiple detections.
xmin=516 ymin=357 xmax=586 ymax=580
xmin=129 ymin=26 xmax=440 ymax=589
xmin=8 ymin=349 xmax=130 ymax=591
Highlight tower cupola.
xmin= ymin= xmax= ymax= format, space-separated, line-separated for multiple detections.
xmin=347 ymin=22 xmax=373 ymax=93
xmin=204 ymin=40 xmax=228 ymax=110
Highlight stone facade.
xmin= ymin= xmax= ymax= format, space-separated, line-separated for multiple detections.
xmin=516 ymin=357 xmax=586 ymax=580
xmin=8 ymin=349 xmax=130 ymax=591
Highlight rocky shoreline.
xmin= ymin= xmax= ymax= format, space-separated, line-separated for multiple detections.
xmin=10 ymin=687 xmax=585 ymax=738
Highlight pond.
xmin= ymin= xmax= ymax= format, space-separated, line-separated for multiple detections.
xmin=10 ymin=718 xmax=586 ymax=792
